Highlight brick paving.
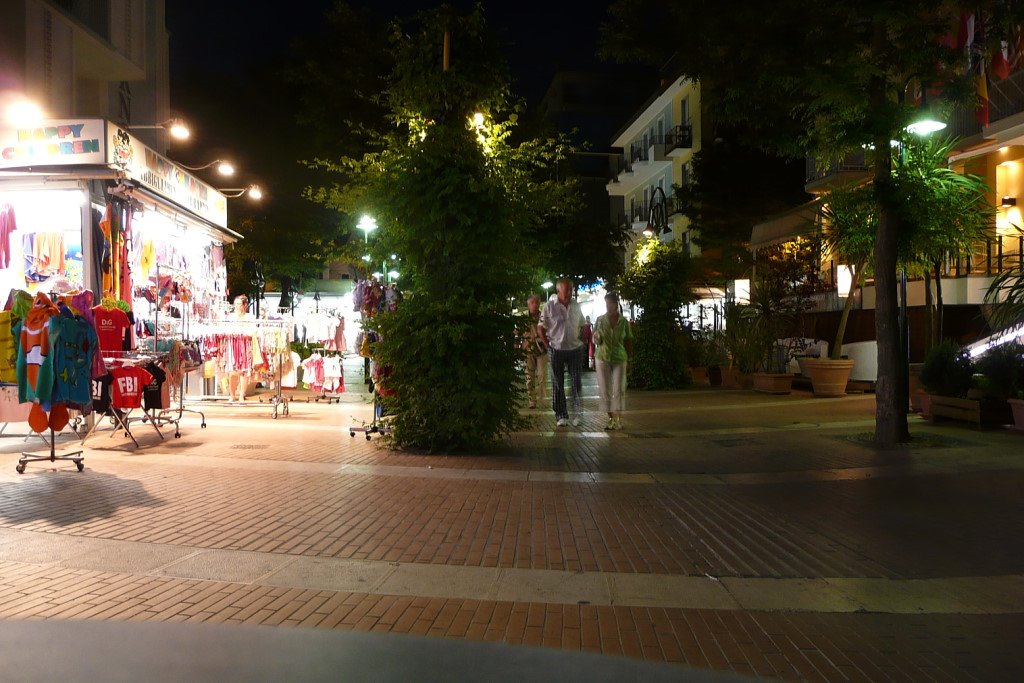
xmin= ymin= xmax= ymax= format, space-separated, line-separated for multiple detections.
xmin=0 ymin=366 xmax=1021 ymax=680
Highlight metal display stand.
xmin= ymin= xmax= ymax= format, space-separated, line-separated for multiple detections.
xmin=18 ymin=425 xmax=84 ymax=473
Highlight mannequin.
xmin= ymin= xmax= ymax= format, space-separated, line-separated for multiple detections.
xmin=228 ymin=294 xmax=254 ymax=401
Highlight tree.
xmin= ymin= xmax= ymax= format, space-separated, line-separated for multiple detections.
xmin=618 ymin=239 xmax=696 ymax=388
xmin=307 ymin=6 xmax=577 ymax=450
xmin=677 ymin=135 xmax=808 ymax=283
xmin=821 ymin=136 xmax=993 ymax=357
xmin=603 ymin=1 xmax=1020 ymax=447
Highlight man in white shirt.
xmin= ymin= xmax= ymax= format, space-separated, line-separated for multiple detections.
xmin=537 ymin=278 xmax=585 ymax=427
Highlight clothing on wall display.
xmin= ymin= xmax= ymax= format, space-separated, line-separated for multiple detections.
xmin=0 ymin=204 xmax=16 ymax=269
xmin=93 ymin=305 xmax=131 ymax=353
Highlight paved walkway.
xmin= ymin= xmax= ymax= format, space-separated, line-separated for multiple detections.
xmin=0 ymin=365 xmax=1021 ymax=681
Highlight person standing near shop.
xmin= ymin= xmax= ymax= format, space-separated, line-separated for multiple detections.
xmin=537 ymin=278 xmax=585 ymax=427
xmin=522 ymin=295 xmax=547 ymax=409
xmin=580 ymin=316 xmax=594 ymax=371
xmin=593 ymin=292 xmax=632 ymax=430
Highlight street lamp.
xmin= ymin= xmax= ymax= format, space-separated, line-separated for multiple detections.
xmin=4 ymin=98 xmax=44 ymax=127
xmin=357 ymin=214 xmax=378 ymax=238
xmin=131 ymin=117 xmax=191 ymax=140
xmin=219 ymin=184 xmax=262 ymax=200
xmin=181 ymin=159 xmax=235 ymax=176
xmin=645 ymin=186 xmax=672 ymax=238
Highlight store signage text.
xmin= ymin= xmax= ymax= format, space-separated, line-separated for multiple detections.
xmin=141 ymin=148 xmax=212 ymax=215
xmin=1 ymin=124 xmax=101 ymax=162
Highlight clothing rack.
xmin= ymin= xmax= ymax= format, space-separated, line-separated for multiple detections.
xmin=191 ymin=317 xmax=292 ymax=419
xmin=299 ymin=346 xmax=344 ymax=404
xmin=81 ymin=350 xmax=174 ymax=448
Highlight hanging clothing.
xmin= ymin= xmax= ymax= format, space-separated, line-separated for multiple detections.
xmin=92 ymin=305 xmax=132 ymax=353
xmin=322 ymin=355 xmax=344 ymax=393
xmin=110 ymin=365 xmax=152 ymax=410
xmin=16 ymin=293 xmax=59 ymax=405
xmin=0 ymin=310 xmax=16 ymax=383
xmin=49 ymin=316 xmax=99 ymax=407
xmin=0 ymin=203 xmax=16 ymax=269
xmin=91 ymin=373 xmax=113 ymax=414
xmin=281 ymin=351 xmax=300 ymax=389
xmin=142 ymin=362 xmax=168 ymax=411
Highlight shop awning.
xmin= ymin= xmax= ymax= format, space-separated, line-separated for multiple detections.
xmin=750 ymin=199 xmax=822 ymax=249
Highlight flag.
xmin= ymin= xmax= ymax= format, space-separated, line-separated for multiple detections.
xmin=958 ymin=11 xmax=976 ymax=50
xmin=976 ymin=63 xmax=990 ymax=127
xmin=992 ymin=41 xmax=1011 ymax=80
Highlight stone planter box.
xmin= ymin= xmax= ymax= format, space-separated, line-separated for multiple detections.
xmin=909 ymin=363 xmax=924 ymax=413
xmin=804 ymin=358 xmax=855 ymax=398
xmin=927 ymin=395 xmax=1014 ymax=428
xmin=1008 ymin=398 xmax=1024 ymax=431
xmin=752 ymin=372 xmax=794 ymax=395
xmin=916 ymin=389 xmax=931 ymax=418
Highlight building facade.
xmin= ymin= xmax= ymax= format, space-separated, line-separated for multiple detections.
xmin=0 ymin=0 xmax=170 ymax=152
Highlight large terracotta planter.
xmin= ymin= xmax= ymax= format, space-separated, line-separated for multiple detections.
xmin=708 ymin=366 xmax=723 ymax=386
xmin=720 ymin=366 xmax=739 ymax=388
xmin=928 ymin=395 xmax=1013 ymax=428
xmin=1009 ymin=399 xmax=1024 ymax=431
xmin=735 ymin=372 xmax=754 ymax=390
xmin=804 ymin=358 xmax=855 ymax=398
xmin=689 ymin=367 xmax=710 ymax=386
xmin=752 ymin=372 xmax=794 ymax=395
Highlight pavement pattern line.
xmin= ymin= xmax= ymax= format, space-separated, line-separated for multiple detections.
xmin=64 ymin=445 xmax=1024 ymax=487
xmin=0 ymin=527 xmax=1020 ymax=615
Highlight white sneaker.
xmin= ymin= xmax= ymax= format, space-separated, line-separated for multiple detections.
xmin=571 ymin=416 xmax=581 ymax=427
xmin=556 ymin=418 xmax=568 ymax=427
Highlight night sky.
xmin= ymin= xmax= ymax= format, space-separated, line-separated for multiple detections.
xmin=167 ymin=0 xmax=612 ymax=105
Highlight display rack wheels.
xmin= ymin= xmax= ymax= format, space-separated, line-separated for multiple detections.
xmin=201 ymin=422 xmax=207 ymax=429
xmin=15 ymin=464 xmax=25 ymax=474
xmin=350 ymin=431 xmax=356 ymax=438
xmin=365 ymin=434 xmax=371 ymax=441
xmin=174 ymin=431 xmax=181 ymax=439
xmin=75 ymin=461 xmax=84 ymax=472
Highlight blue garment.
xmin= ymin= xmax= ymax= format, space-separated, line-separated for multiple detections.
xmin=49 ymin=316 xmax=98 ymax=407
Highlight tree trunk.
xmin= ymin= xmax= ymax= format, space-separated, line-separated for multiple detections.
xmin=831 ymin=259 xmax=866 ymax=360
xmin=923 ymin=269 xmax=934 ymax=351
xmin=934 ymin=259 xmax=944 ymax=343
xmin=870 ymin=61 xmax=909 ymax=446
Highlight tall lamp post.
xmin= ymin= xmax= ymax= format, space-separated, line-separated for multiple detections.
xmin=643 ymin=186 xmax=672 ymax=239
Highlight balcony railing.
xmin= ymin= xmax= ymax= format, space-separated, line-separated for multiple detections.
xmin=805 ymin=149 xmax=869 ymax=184
xmin=665 ymin=124 xmax=693 ymax=152
xmin=629 ymin=142 xmax=651 ymax=163
xmin=630 ymin=201 xmax=649 ymax=223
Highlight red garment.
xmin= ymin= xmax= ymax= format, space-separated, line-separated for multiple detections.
xmin=110 ymin=365 xmax=153 ymax=409
xmin=92 ymin=306 xmax=131 ymax=353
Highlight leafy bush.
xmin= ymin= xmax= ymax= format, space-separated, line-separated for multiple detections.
xmin=919 ymin=340 xmax=974 ymax=398
xmin=722 ymin=303 xmax=776 ymax=374
xmin=974 ymin=342 xmax=1024 ymax=400
xmin=618 ymin=239 xmax=695 ymax=389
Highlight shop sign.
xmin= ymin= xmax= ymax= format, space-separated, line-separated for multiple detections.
xmin=107 ymin=125 xmax=228 ymax=229
xmin=0 ymin=119 xmax=106 ymax=167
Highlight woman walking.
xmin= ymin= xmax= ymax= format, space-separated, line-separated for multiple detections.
xmin=593 ymin=292 xmax=632 ymax=430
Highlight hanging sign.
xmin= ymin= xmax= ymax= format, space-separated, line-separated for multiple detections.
xmin=0 ymin=119 xmax=106 ymax=167
xmin=107 ymin=124 xmax=228 ymax=228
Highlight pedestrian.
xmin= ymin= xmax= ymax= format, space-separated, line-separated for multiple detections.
xmin=593 ymin=292 xmax=632 ymax=430
xmin=580 ymin=316 xmax=594 ymax=370
xmin=537 ymin=278 xmax=585 ymax=427
xmin=522 ymin=295 xmax=547 ymax=409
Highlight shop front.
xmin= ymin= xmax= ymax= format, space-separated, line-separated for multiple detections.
xmin=0 ymin=119 xmax=285 ymax=459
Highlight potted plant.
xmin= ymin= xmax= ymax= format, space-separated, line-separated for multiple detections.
xmin=686 ymin=329 xmax=714 ymax=386
xmin=921 ymin=341 xmax=1012 ymax=428
xmin=722 ymin=303 xmax=775 ymax=390
xmin=975 ymin=342 xmax=1023 ymax=429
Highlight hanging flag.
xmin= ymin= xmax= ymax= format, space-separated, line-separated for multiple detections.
xmin=958 ymin=11 xmax=976 ymax=50
xmin=976 ymin=62 xmax=990 ymax=127
xmin=992 ymin=41 xmax=1011 ymax=79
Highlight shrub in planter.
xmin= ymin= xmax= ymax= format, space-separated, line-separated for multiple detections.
xmin=919 ymin=341 xmax=973 ymax=398
xmin=722 ymin=303 xmax=775 ymax=376
xmin=974 ymin=342 xmax=1024 ymax=400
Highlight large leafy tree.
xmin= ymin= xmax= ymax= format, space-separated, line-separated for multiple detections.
xmin=603 ymin=0 xmax=1019 ymax=447
xmin=308 ymin=6 xmax=576 ymax=450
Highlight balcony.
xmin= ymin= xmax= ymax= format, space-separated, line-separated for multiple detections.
xmin=665 ymin=124 xmax=693 ymax=155
xmin=608 ymin=140 xmax=673 ymax=195
xmin=951 ymin=68 xmax=1024 ymax=139
xmin=804 ymin=150 xmax=870 ymax=193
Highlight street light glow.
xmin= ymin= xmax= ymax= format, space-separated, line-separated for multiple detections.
xmin=473 ymin=112 xmax=485 ymax=127
xmin=358 ymin=215 xmax=378 ymax=236
xmin=247 ymin=185 xmax=263 ymax=200
xmin=217 ymin=162 xmax=235 ymax=176
xmin=5 ymin=99 xmax=43 ymax=127
xmin=168 ymin=118 xmax=191 ymax=140
xmin=388 ymin=270 xmax=400 ymax=279
xmin=906 ymin=118 xmax=946 ymax=135
xmin=541 ymin=281 xmax=553 ymax=289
